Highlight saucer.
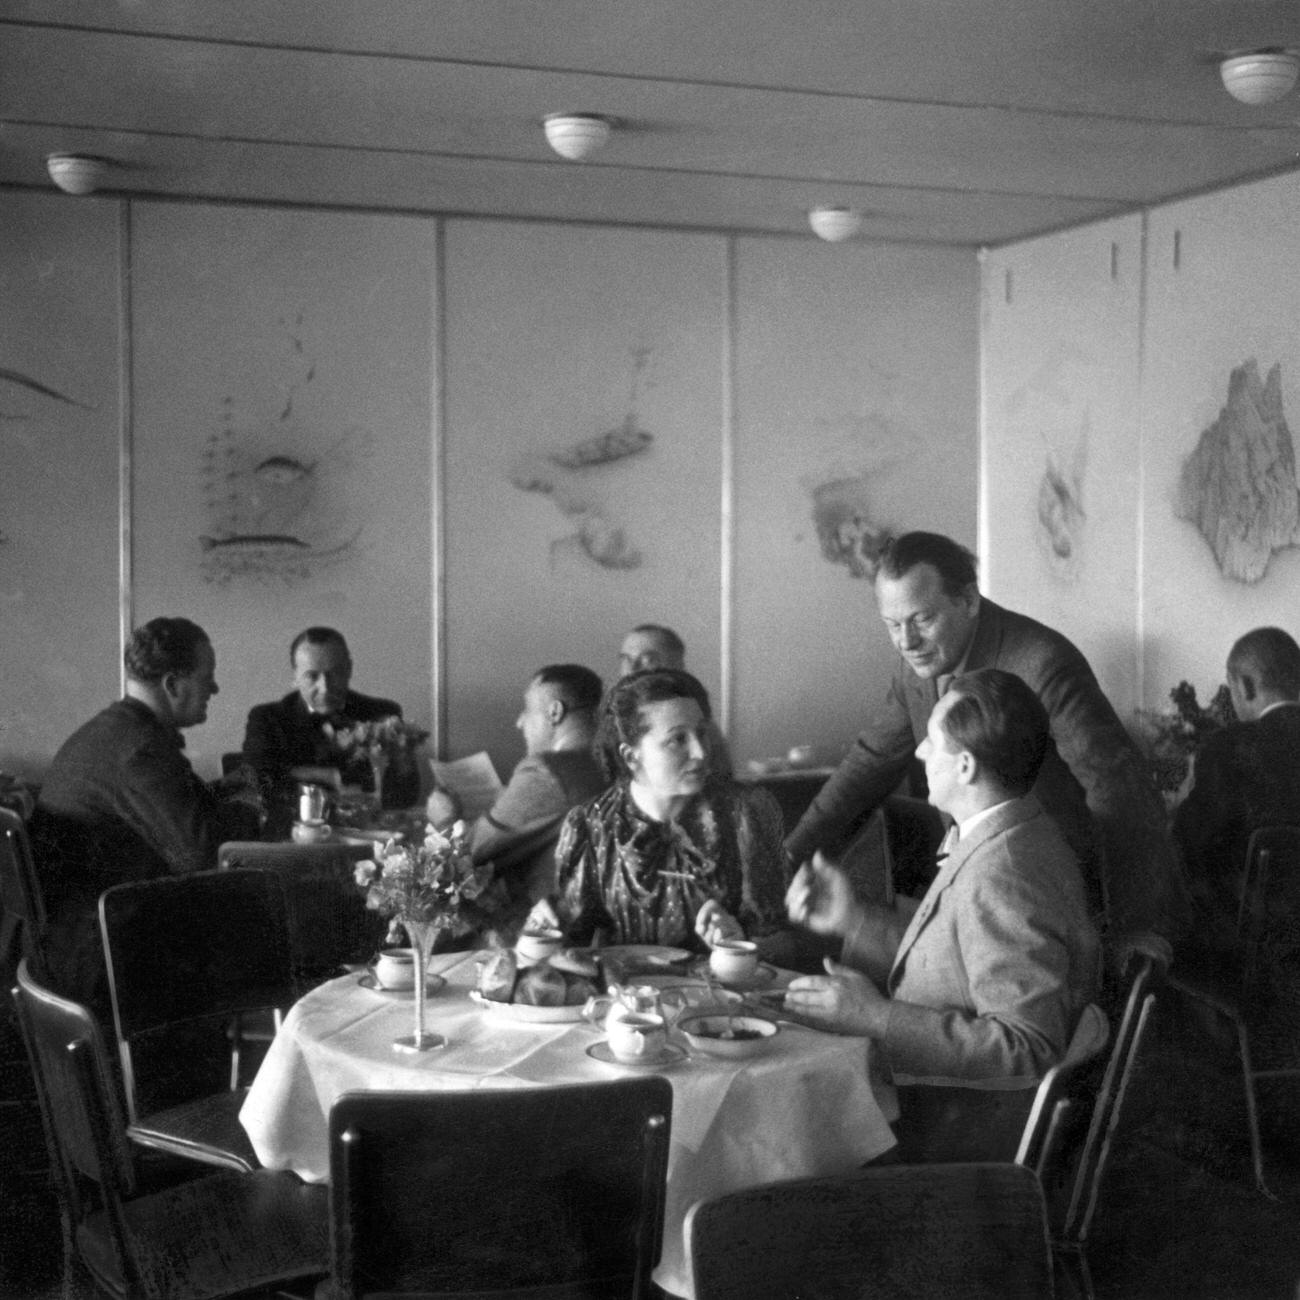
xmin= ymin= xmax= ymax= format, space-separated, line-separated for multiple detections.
xmin=585 ymin=1041 xmax=686 ymax=1070
xmin=690 ymin=960 xmax=777 ymax=990
xmin=358 ymin=971 xmax=446 ymax=998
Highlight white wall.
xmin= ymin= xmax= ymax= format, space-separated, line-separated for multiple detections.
xmin=0 ymin=189 xmax=980 ymax=783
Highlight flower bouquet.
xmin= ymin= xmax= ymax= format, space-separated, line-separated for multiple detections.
xmin=1132 ymin=680 xmax=1235 ymax=805
xmin=355 ymin=820 xmax=493 ymax=1051
xmin=334 ymin=714 xmax=429 ymax=808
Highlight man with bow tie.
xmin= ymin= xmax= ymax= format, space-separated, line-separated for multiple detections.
xmin=785 ymin=667 xmax=1100 ymax=1159
xmin=243 ymin=626 xmax=420 ymax=814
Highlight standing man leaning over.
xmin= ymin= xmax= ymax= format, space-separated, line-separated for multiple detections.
xmin=243 ymin=626 xmax=420 ymax=812
xmin=31 ymin=617 xmax=259 ymax=1011
xmin=785 ymin=531 xmax=1182 ymax=968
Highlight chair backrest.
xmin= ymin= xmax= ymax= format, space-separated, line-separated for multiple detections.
xmin=13 ymin=959 xmax=140 ymax=1269
xmin=1238 ymin=825 xmax=1300 ymax=990
xmin=218 ymin=840 xmax=384 ymax=985
xmin=686 ymin=1162 xmax=1054 ymax=1300
xmin=0 ymin=805 xmax=48 ymax=979
xmin=329 ymin=1079 xmax=672 ymax=1300
xmin=1059 ymin=955 xmax=1159 ymax=1247
xmin=99 ymin=868 xmax=294 ymax=1117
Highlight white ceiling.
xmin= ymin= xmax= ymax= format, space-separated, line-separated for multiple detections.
xmin=3 ymin=0 xmax=1300 ymax=247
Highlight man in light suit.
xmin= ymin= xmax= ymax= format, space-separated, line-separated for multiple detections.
xmin=786 ymin=667 xmax=1100 ymax=1157
xmin=785 ymin=531 xmax=1180 ymax=965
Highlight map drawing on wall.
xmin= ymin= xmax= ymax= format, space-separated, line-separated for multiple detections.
xmin=1 ymin=367 xmax=95 ymax=547
xmin=198 ymin=314 xmax=370 ymax=585
xmin=1177 ymin=359 xmax=1300 ymax=584
xmin=508 ymin=347 xmax=654 ymax=571
xmin=808 ymin=473 xmax=891 ymax=579
xmin=1036 ymin=418 xmax=1088 ymax=576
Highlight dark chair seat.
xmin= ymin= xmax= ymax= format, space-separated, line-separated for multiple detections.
xmin=13 ymin=960 xmax=328 ymax=1300
xmin=126 ymin=1088 xmax=259 ymax=1172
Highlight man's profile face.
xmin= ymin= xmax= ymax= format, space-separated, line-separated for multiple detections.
xmin=170 ymin=639 xmax=219 ymax=729
xmin=293 ymin=640 xmax=352 ymax=716
xmin=516 ymin=678 xmax=554 ymax=756
xmin=875 ymin=563 xmax=978 ymax=681
xmin=619 ymin=630 xmax=683 ymax=677
xmin=915 ymin=692 xmax=965 ymax=815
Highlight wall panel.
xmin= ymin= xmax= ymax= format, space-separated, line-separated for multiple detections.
xmin=0 ymin=192 xmax=121 ymax=777
xmin=981 ymin=215 xmax=1143 ymax=715
xmin=443 ymin=220 xmax=725 ymax=772
xmin=131 ymin=203 xmax=436 ymax=777
xmin=732 ymin=239 xmax=978 ymax=766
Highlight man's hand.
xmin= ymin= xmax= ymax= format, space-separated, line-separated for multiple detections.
xmin=785 ymin=853 xmax=862 ymax=938
xmin=783 ymin=957 xmax=889 ymax=1037
xmin=523 ymin=898 xmax=562 ymax=935
xmin=425 ymin=786 xmax=462 ymax=830
xmin=695 ymin=899 xmax=743 ymax=947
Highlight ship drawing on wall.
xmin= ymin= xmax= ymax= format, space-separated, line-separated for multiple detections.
xmin=509 ymin=347 xmax=655 ymax=571
xmin=1177 ymin=359 xmax=1300 ymax=584
xmin=199 ymin=314 xmax=368 ymax=585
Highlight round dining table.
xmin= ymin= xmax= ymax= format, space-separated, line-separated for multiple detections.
xmin=240 ymin=949 xmax=898 ymax=1299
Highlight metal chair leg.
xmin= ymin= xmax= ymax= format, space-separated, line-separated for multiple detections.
xmin=1236 ymin=1022 xmax=1279 ymax=1200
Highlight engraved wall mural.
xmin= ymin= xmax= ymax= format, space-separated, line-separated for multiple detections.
xmin=198 ymin=313 xmax=371 ymax=585
xmin=1176 ymin=358 xmax=1300 ymax=584
xmin=809 ymin=473 xmax=891 ymax=579
xmin=507 ymin=347 xmax=654 ymax=571
xmin=1036 ymin=418 xmax=1088 ymax=572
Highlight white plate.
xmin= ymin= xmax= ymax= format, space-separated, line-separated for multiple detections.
xmin=689 ymin=960 xmax=778 ymax=991
xmin=358 ymin=971 xmax=446 ymax=998
xmin=468 ymin=990 xmax=586 ymax=1023
xmin=585 ymin=1041 xmax=687 ymax=1070
xmin=598 ymin=944 xmax=693 ymax=968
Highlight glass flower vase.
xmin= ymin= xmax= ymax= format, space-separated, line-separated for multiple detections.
xmin=392 ymin=917 xmax=446 ymax=1053
xmin=369 ymin=748 xmax=389 ymax=811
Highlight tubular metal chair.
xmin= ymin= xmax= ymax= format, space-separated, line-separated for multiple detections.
xmin=12 ymin=959 xmax=328 ymax=1300
xmin=217 ymin=839 xmax=384 ymax=990
xmin=1167 ymin=824 xmax=1300 ymax=1198
xmin=0 ymin=804 xmax=48 ymax=982
xmin=1017 ymin=957 xmax=1159 ymax=1300
xmin=329 ymin=1079 xmax=672 ymax=1299
xmin=686 ymin=1162 xmax=1054 ymax=1300
xmin=98 ymin=868 xmax=295 ymax=1173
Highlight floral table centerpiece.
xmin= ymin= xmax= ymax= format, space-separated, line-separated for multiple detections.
xmin=335 ymin=715 xmax=429 ymax=810
xmin=355 ymin=820 xmax=493 ymax=1052
xmin=1132 ymin=680 xmax=1235 ymax=809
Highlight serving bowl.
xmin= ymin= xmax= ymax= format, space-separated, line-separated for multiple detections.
xmin=677 ymin=1013 xmax=777 ymax=1058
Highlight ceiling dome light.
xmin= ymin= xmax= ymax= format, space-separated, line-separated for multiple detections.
xmin=46 ymin=153 xmax=111 ymax=195
xmin=543 ymin=113 xmax=613 ymax=161
xmin=1220 ymin=50 xmax=1300 ymax=105
xmin=808 ymin=206 xmax=864 ymax=242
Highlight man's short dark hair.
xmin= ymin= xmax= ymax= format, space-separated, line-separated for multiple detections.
xmin=629 ymin=623 xmax=686 ymax=659
xmin=290 ymin=626 xmax=351 ymax=665
xmin=1228 ymin=627 xmax=1300 ymax=698
xmin=534 ymin=664 xmax=603 ymax=715
xmin=942 ymin=667 xmax=1049 ymax=797
xmin=124 ymin=617 xmax=210 ymax=684
xmin=877 ymin=532 xmax=978 ymax=598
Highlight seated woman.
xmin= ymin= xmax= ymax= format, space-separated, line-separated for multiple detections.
xmin=527 ymin=668 xmax=792 ymax=960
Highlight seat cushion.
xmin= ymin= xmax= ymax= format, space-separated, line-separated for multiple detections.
xmin=128 ymin=1087 xmax=259 ymax=1172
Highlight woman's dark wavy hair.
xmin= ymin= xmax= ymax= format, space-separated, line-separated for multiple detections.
xmin=943 ymin=667 xmax=1049 ymax=796
xmin=596 ymin=667 xmax=712 ymax=782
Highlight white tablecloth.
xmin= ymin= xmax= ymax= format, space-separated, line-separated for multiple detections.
xmin=240 ymin=951 xmax=897 ymax=1298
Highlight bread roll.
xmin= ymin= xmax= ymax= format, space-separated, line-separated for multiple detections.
xmin=514 ymin=962 xmax=567 ymax=1006
xmin=476 ymin=948 xmax=518 ymax=1003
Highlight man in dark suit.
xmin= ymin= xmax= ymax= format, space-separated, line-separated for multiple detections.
xmin=243 ymin=626 xmax=420 ymax=812
xmin=785 ymin=531 xmax=1181 ymax=966
xmin=1174 ymin=626 xmax=1300 ymax=954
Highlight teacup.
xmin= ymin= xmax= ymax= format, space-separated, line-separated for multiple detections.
xmin=606 ymin=1012 xmax=668 ymax=1063
xmin=373 ymin=948 xmax=416 ymax=990
xmin=709 ymin=938 xmax=759 ymax=984
xmin=515 ymin=927 xmax=564 ymax=964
